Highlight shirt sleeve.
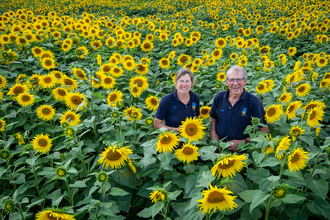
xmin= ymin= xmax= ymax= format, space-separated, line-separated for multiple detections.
xmin=155 ymin=96 xmax=168 ymax=120
xmin=209 ymin=94 xmax=219 ymax=119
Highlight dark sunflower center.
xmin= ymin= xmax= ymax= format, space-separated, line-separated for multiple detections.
xmin=160 ymin=136 xmax=172 ymax=144
xmin=183 ymin=147 xmax=193 ymax=155
xmin=185 ymin=124 xmax=197 ymax=136
xmin=298 ymin=86 xmax=305 ymax=92
xmin=66 ymin=114 xmax=75 ymax=122
xmin=42 ymin=108 xmax=51 ymax=115
xmin=38 ymin=139 xmax=48 ymax=147
xmin=110 ymin=94 xmax=117 ymax=101
xmin=64 ymin=79 xmax=73 ymax=86
xmin=103 ymin=66 xmax=111 ymax=72
xmin=135 ymin=79 xmax=143 ymax=87
xmin=201 ymin=109 xmax=209 ymax=114
xmin=144 ymin=43 xmax=150 ymax=49
xmin=104 ymin=78 xmax=112 ymax=84
xmin=151 ymin=98 xmax=157 ymax=105
xmin=114 ymin=68 xmax=120 ymax=73
xmin=291 ymin=153 xmax=299 ymax=163
xmin=22 ymin=95 xmax=30 ymax=102
xmin=44 ymin=77 xmax=51 ymax=83
xmin=14 ymin=86 xmax=23 ymax=95
xmin=218 ymin=160 xmax=234 ymax=169
xmin=267 ymin=108 xmax=276 ymax=116
xmin=180 ymin=56 xmax=188 ymax=63
xmin=106 ymin=150 xmax=121 ymax=161
xmin=58 ymin=89 xmax=66 ymax=96
xmin=309 ymin=111 xmax=315 ymax=120
xmin=45 ymin=60 xmax=52 ymax=66
xmin=207 ymin=191 xmax=224 ymax=203
xmin=71 ymin=95 xmax=82 ymax=105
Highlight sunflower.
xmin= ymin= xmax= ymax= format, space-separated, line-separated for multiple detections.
xmin=316 ymin=57 xmax=327 ymax=67
xmin=200 ymin=106 xmax=211 ymax=119
xmin=129 ymin=75 xmax=149 ymax=91
xmin=31 ymin=46 xmax=43 ymax=57
xmin=177 ymin=54 xmax=192 ymax=66
xmin=36 ymin=104 xmax=56 ymax=121
xmin=303 ymin=100 xmax=326 ymax=111
xmin=256 ymin=82 xmax=268 ymax=94
xmin=275 ymin=136 xmax=291 ymax=159
xmin=288 ymin=47 xmax=297 ymax=56
xmin=289 ymin=125 xmax=305 ymax=141
xmin=98 ymin=144 xmax=133 ymax=170
xmin=175 ymin=142 xmax=199 ymax=164
xmin=52 ymin=87 xmax=68 ymax=101
xmin=72 ymin=67 xmax=87 ymax=80
xmin=296 ymin=83 xmax=311 ymax=97
xmin=7 ymin=83 xmax=29 ymax=96
xmin=215 ymin=37 xmax=227 ymax=48
xmin=306 ymin=107 xmax=324 ymax=128
xmin=65 ymin=92 xmax=88 ymax=111
xmin=0 ymin=119 xmax=5 ymax=131
xmin=149 ymin=190 xmax=166 ymax=203
xmin=123 ymin=106 xmax=143 ymax=122
xmin=135 ymin=63 xmax=149 ymax=75
xmin=101 ymin=75 xmax=116 ymax=90
xmin=216 ymin=72 xmax=226 ymax=82
xmin=156 ymin=131 xmax=180 ymax=153
xmin=179 ymin=117 xmax=205 ymax=141
xmin=159 ymin=57 xmax=171 ymax=69
xmin=60 ymin=110 xmax=81 ymax=126
xmin=76 ymin=46 xmax=89 ymax=59
xmin=32 ymin=133 xmax=52 ymax=153
xmin=285 ymin=101 xmax=302 ymax=120
xmin=197 ymin=185 xmax=237 ymax=214
xmin=35 ymin=209 xmax=75 ymax=220
xmin=40 ymin=74 xmax=56 ymax=89
xmin=211 ymin=49 xmax=223 ymax=60
xmin=278 ymin=92 xmax=292 ymax=103
xmin=141 ymin=40 xmax=154 ymax=52
xmin=0 ymin=75 xmax=8 ymax=89
xmin=51 ymin=70 xmax=64 ymax=83
xmin=130 ymin=85 xmax=143 ymax=98
xmin=90 ymin=40 xmax=103 ymax=50
xmin=123 ymin=60 xmax=135 ymax=71
xmin=107 ymin=89 xmax=123 ymax=107
xmin=99 ymin=63 xmax=112 ymax=74
xmin=111 ymin=66 xmax=124 ymax=78
xmin=265 ymin=104 xmax=284 ymax=123
xmin=16 ymin=92 xmax=34 ymax=107
xmin=287 ymin=148 xmax=309 ymax=172
xmin=145 ymin=95 xmax=159 ymax=111
xmin=41 ymin=57 xmax=56 ymax=70
xmin=211 ymin=154 xmax=247 ymax=178
xmin=61 ymin=76 xmax=78 ymax=91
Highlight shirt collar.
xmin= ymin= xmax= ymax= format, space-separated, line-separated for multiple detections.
xmin=174 ymin=90 xmax=194 ymax=101
xmin=224 ymin=88 xmax=247 ymax=100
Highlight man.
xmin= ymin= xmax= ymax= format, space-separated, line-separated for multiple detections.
xmin=209 ymin=65 xmax=269 ymax=151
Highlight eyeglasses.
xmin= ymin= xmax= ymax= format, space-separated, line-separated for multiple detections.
xmin=226 ymin=78 xmax=245 ymax=83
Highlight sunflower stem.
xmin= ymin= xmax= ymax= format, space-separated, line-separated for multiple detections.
xmin=264 ymin=196 xmax=272 ymax=220
xmin=65 ymin=174 xmax=73 ymax=206
xmin=7 ymin=160 xmax=17 ymax=190
xmin=18 ymin=202 xmax=25 ymax=220
xmin=101 ymin=182 xmax=105 ymax=202
xmin=278 ymin=153 xmax=288 ymax=179
xmin=303 ymin=152 xmax=322 ymax=194
xmin=32 ymin=164 xmax=41 ymax=199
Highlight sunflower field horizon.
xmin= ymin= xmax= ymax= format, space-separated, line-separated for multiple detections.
xmin=0 ymin=0 xmax=329 ymax=219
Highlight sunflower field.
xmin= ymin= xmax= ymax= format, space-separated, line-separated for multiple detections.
xmin=0 ymin=0 xmax=330 ymax=219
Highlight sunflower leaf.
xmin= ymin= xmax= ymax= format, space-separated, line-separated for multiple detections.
xmin=250 ymin=191 xmax=270 ymax=213
xmin=306 ymin=179 xmax=328 ymax=200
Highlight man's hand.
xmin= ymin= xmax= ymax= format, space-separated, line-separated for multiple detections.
xmin=227 ymin=139 xmax=245 ymax=151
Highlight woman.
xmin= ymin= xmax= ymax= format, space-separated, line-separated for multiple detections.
xmin=154 ymin=69 xmax=200 ymax=132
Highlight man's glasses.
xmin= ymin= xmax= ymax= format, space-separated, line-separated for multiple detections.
xmin=226 ymin=78 xmax=245 ymax=83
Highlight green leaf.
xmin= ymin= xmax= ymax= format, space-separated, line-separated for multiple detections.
xmin=99 ymin=205 xmax=115 ymax=216
xmin=196 ymin=171 xmax=215 ymax=188
xmin=0 ymin=167 xmax=7 ymax=177
xmin=252 ymin=151 xmax=265 ymax=165
xmin=152 ymin=202 xmax=164 ymax=218
xmin=83 ymin=116 xmax=95 ymax=128
xmin=167 ymin=190 xmax=182 ymax=201
xmin=183 ymin=163 xmax=195 ymax=173
xmin=223 ymin=173 xmax=248 ymax=194
xmin=239 ymin=190 xmax=261 ymax=203
xmin=250 ymin=191 xmax=269 ymax=213
xmin=69 ymin=181 xmax=87 ymax=188
xmin=246 ymin=168 xmax=270 ymax=182
xmin=307 ymin=197 xmax=330 ymax=219
xmin=282 ymin=194 xmax=305 ymax=204
xmin=306 ymin=179 xmax=328 ymax=200
xmin=109 ymin=187 xmax=129 ymax=196
xmin=259 ymin=157 xmax=279 ymax=167
xmin=137 ymin=206 xmax=152 ymax=218
xmin=298 ymin=135 xmax=314 ymax=147
xmin=198 ymin=145 xmax=217 ymax=162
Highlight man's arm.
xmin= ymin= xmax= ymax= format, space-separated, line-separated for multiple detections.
xmin=210 ymin=117 xmax=219 ymax=142
xmin=154 ymin=117 xmax=180 ymax=132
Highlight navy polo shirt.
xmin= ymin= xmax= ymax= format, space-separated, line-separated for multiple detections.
xmin=209 ymin=89 xmax=266 ymax=141
xmin=155 ymin=90 xmax=200 ymax=128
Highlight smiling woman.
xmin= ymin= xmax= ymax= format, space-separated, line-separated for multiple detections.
xmin=154 ymin=69 xmax=200 ymax=133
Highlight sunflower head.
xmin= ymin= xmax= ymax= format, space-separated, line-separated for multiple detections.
xmin=145 ymin=117 xmax=154 ymax=126
xmin=180 ymin=117 xmax=206 ymax=141
xmin=0 ymin=149 xmax=10 ymax=160
xmin=56 ymin=167 xmax=67 ymax=177
xmin=97 ymin=171 xmax=108 ymax=182
xmin=149 ymin=189 xmax=166 ymax=203
xmin=4 ymin=199 xmax=14 ymax=213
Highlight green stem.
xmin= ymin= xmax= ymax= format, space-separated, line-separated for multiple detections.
xmin=7 ymin=160 xmax=17 ymax=190
xmin=279 ymin=153 xmax=288 ymax=179
xmin=1 ymin=131 xmax=6 ymax=141
xmin=303 ymin=153 xmax=322 ymax=193
xmin=65 ymin=175 xmax=73 ymax=206
xmin=18 ymin=203 xmax=25 ymax=220
xmin=101 ymin=183 xmax=105 ymax=202
xmin=264 ymin=196 xmax=272 ymax=220
xmin=33 ymin=165 xmax=41 ymax=199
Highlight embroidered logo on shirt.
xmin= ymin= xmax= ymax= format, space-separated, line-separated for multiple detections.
xmin=220 ymin=109 xmax=225 ymax=112
xmin=241 ymin=107 xmax=247 ymax=116
xmin=192 ymin=102 xmax=196 ymax=110
xmin=173 ymin=106 xmax=176 ymax=109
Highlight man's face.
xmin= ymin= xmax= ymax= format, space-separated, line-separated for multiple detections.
xmin=225 ymin=69 xmax=247 ymax=96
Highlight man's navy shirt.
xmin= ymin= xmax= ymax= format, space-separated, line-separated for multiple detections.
xmin=155 ymin=90 xmax=200 ymax=128
xmin=209 ymin=89 xmax=266 ymax=141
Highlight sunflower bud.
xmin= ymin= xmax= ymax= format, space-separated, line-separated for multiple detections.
xmin=251 ymin=117 xmax=260 ymax=127
xmin=97 ymin=171 xmax=108 ymax=182
xmin=56 ymin=167 xmax=67 ymax=177
xmin=117 ymin=101 xmax=123 ymax=107
xmin=4 ymin=199 xmax=14 ymax=213
xmin=61 ymin=121 xmax=69 ymax=128
xmin=0 ymin=149 xmax=10 ymax=160
xmin=145 ymin=117 xmax=154 ymax=126
xmin=24 ymin=144 xmax=32 ymax=151
xmin=65 ymin=127 xmax=75 ymax=137
xmin=111 ymin=111 xmax=119 ymax=118
xmin=271 ymin=185 xmax=287 ymax=199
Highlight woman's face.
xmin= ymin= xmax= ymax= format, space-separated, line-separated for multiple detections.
xmin=175 ymin=74 xmax=192 ymax=95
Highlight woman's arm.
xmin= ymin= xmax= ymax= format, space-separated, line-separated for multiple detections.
xmin=154 ymin=117 xmax=180 ymax=132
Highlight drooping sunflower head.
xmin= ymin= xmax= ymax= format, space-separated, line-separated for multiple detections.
xmin=149 ymin=189 xmax=166 ymax=203
xmin=35 ymin=209 xmax=76 ymax=220
xmin=289 ymin=125 xmax=305 ymax=141
xmin=180 ymin=117 xmax=206 ymax=141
